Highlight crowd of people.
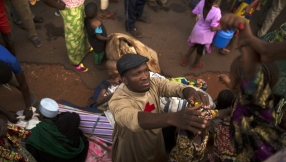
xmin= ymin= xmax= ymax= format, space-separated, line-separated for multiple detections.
xmin=1 ymin=0 xmax=286 ymax=161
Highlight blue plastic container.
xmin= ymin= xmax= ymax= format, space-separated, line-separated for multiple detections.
xmin=213 ymin=30 xmax=235 ymax=48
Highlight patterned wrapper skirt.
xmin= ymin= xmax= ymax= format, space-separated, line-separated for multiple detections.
xmin=60 ymin=4 xmax=89 ymax=65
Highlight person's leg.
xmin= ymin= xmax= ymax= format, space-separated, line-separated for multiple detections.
xmin=99 ymin=0 xmax=117 ymax=19
xmin=258 ymin=0 xmax=273 ymax=26
xmin=11 ymin=0 xmax=42 ymax=47
xmin=8 ymin=73 xmax=20 ymax=87
xmin=135 ymin=0 xmax=149 ymax=22
xmin=258 ymin=0 xmax=286 ymax=37
xmin=3 ymin=0 xmax=13 ymax=31
xmin=220 ymin=35 xmax=237 ymax=54
xmin=10 ymin=3 xmax=22 ymax=25
xmin=0 ymin=0 xmax=15 ymax=56
xmin=216 ymin=0 xmax=222 ymax=6
xmin=125 ymin=0 xmax=137 ymax=31
xmin=1 ymin=33 xmax=15 ymax=56
xmin=94 ymin=51 xmax=105 ymax=64
xmin=181 ymin=45 xmax=196 ymax=66
xmin=125 ymin=0 xmax=143 ymax=37
xmin=190 ymin=44 xmax=204 ymax=70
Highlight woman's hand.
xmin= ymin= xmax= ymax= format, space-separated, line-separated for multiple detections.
xmin=57 ymin=1 xmax=66 ymax=10
xmin=244 ymin=6 xmax=251 ymax=16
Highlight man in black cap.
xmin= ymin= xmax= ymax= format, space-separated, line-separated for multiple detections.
xmin=109 ymin=53 xmax=210 ymax=162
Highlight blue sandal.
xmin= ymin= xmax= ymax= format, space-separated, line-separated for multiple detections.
xmin=32 ymin=38 xmax=42 ymax=48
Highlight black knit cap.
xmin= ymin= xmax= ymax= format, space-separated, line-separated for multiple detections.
xmin=117 ymin=53 xmax=149 ymax=76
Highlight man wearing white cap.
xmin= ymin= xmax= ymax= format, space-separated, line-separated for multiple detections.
xmin=25 ymin=98 xmax=89 ymax=162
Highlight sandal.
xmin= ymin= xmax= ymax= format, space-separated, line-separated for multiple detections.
xmin=99 ymin=12 xmax=117 ymax=19
xmin=89 ymin=46 xmax=94 ymax=53
xmin=147 ymin=1 xmax=158 ymax=12
xmin=180 ymin=56 xmax=191 ymax=66
xmin=128 ymin=28 xmax=143 ymax=38
xmin=74 ymin=63 xmax=88 ymax=72
xmin=189 ymin=62 xmax=204 ymax=71
xmin=220 ymin=48 xmax=230 ymax=55
xmin=31 ymin=37 xmax=42 ymax=48
xmin=33 ymin=16 xmax=44 ymax=23
xmin=158 ymin=1 xmax=170 ymax=11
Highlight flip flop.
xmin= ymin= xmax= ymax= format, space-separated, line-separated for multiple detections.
xmin=180 ymin=56 xmax=191 ymax=66
xmin=220 ymin=48 xmax=230 ymax=55
xmin=189 ymin=62 xmax=204 ymax=71
xmin=147 ymin=1 xmax=158 ymax=12
xmin=74 ymin=63 xmax=88 ymax=72
xmin=99 ymin=13 xmax=117 ymax=19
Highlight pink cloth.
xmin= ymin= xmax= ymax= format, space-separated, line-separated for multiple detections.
xmin=61 ymin=0 xmax=85 ymax=8
xmin=85 ymin=137 xmax=112 ymax=162
xmin=187 ymin=0 xmax=221 ymax=53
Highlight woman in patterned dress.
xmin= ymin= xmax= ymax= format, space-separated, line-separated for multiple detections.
xmin=42 ymin=0 xmax=90 ymax=72
xmin=218 ymin=14 xmax=286 ymax=161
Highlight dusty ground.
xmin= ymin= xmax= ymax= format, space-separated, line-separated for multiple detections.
xmin=1 ymin=63 xmax=228 ymax=112
xmin=1 ymin=0 xmax=286 ymax=112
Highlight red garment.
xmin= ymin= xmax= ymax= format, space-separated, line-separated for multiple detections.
xmin=0 ymin=0 xmax=11 ymax=34
xmin=214 ymin=121 xmax=236 ymax=161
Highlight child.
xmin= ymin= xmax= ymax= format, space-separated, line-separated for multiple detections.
xmin=180 ymin=0 xmax=221 ymax=71
xmin=84 ymin=2 xmax=113 ymax=69
xmin=85 ymin=60 xmax=121 ymax=113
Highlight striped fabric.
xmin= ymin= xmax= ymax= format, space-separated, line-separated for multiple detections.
xmin=58 ymin=104 xmax=113 ymax=144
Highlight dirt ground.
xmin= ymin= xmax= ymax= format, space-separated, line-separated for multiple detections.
xmin=1 ymin=0 xmax=286 ymax=112
xmin=1 ymin=63 xmax=228 ymax=112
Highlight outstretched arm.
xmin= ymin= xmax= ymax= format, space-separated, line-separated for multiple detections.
xmin=219 ymin=13 xmax=286 ymax=63
xmin=109 ymin=98 xmax=208 ymax=135
xmin=240 ymin=36 xmax=286 ymax=63
xmin=138 ymin=105 xmax=208 ymax=135
xmin=42 ymin=0 xmax=66 ymax=10
xmin=15 ymin=72 xmax=33 ymax=120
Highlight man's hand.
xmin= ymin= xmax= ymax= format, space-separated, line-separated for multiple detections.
xmin=23 ymin=108 xmax=33 ymax=120
xmin=6 ymin=112 xmax=18 ymax=123
xmin=169 ymin=105 xmax=208 ymax=135
xmin=183 ymin=87 xmax=209 ymax=107
xmin=0 ymin=119 xmax=7 ymax=137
